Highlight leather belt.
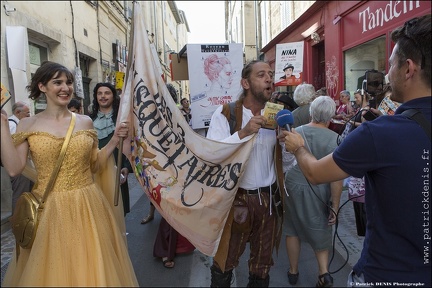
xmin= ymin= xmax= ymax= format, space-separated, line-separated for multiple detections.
xmin=239 ymin=182 xmax=278 ymax=195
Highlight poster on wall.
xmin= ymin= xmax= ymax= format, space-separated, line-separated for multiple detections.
xmin=1 ymin=83 xmax=12 ymax=108
xmin=187 ymin=43 xmax=243 ymax=130
xmin=74 ymin=67 xmax=85 ymax=99
xmin=274 ymin=41 xmax=304 ymax=86
xmin=115 ymin=71 xmax=125 ymax=90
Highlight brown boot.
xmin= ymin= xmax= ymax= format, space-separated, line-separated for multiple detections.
xmin=247 ymin=273 xmax=269 ymax=287
xmin=210 ymin=265 xmax=233 ymax=287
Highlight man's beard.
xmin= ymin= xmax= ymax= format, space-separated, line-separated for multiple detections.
xmin=99 ymin=102 xmax=113 ymax=110
xmin=250 ymin=84 xmax=269 ymax=104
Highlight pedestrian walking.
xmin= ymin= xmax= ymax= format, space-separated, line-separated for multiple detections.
xmin=281 ymin=96 xmax=343 ymax=287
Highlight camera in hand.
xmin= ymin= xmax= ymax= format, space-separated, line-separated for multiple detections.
xmin=363 ymin=110 xmax=378 ymax=121
xmin=358 ymin=70 xmax=384 ymax=109
xmin=365 ymin=70 xmax=385 ymax=96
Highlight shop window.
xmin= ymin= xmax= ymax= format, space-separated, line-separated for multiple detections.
xmin=79 ymin=56 xmax=90 ymax=77
xmin=29 ymin=42 xmax=48 ymax=67
xmin=281 ymin=2 xmax=292 ymax=29
xmin=29 ymin=42 xmax=48 ymax=70
xmin=29 ymin=41 xmax=49 ymax=114
xmin=79 ymin=55 xmax=92 ymax=115
xmin=312 ymin=41 xmax=325 ymax=92
xmin=343 ymin=36 xmax=386 ymax=97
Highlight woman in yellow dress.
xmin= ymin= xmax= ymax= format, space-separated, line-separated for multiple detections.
xmin=0 ymin=61 xmax=138 ymax=286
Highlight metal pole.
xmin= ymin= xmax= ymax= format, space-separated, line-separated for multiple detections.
xmin=115 ymin=1 xmax=135 ymax=206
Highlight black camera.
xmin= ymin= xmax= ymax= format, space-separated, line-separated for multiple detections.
xmin=361 ymin=70 xmax=385 ymax=109
xmin=365 ymin=70 xmax=385 ymax=96
xmin=363 ymin=110 xmax=378 ymax=121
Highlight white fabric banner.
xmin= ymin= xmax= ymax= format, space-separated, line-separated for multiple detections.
xmin=117 ymin=2 xmax=254 ymax=256
xmin=6 ymin=26 xmax=27 ymax=71
xmin=10 ymin=69 xmax=28 ymax=104
xmin=6 ymin=26 xmax=29 ymax=105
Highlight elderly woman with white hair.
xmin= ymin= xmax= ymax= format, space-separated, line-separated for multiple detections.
xmin=281 ymin=96 xmax=343 ymax=287
xmin=292 ymin=83 xmax=316 ymax=127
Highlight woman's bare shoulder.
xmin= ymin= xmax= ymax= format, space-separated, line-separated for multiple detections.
xmin=75 ymin=113 xmax=94 ymax=130
xmin=16 ymin=115 xmax=38 ymax=132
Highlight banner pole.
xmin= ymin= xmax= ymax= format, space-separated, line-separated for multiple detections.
xmin=115 ymin=1 xmax=136 ymax=206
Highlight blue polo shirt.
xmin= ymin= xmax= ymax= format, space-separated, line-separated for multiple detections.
xmin=333 ymin=96 xmax=431 ymax=284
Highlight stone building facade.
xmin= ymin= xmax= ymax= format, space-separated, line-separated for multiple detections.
xmin=0 ymin=0 xmax=189 ymax=228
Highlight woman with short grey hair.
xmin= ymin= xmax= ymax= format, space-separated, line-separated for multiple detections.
xmin=282 ymin=96 xmax=343 ymax=287
xmin=292 ymin=83 xmax=316 ymax=127
xmin=309 ymin=95 xmax=336 ymax=123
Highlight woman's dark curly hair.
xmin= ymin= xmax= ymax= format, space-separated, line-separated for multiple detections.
xmin=89 ymin=82 xmax=120 ymax=122
xmin=26 ymin=61 xmax=74 ymax=100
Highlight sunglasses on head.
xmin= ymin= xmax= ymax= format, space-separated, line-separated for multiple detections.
xmin=403 ymin=18 xmax=426 ymax=69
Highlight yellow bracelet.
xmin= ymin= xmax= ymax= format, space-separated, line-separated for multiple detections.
xmin=293 ymin=146 xmax=304 ymax=155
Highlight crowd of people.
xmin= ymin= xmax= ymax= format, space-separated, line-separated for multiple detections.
xmin=0 ymin=15 xmax=430 ymax=287
xmin=282 ymin=14 xmax=431 ymax=286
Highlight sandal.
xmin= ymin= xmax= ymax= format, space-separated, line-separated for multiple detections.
xmin=140 ymin=214 xmax=154 ymax=224
xmin=287 ymin=269 xmax=299 ymax=285
xmin=316 ymin=272 xmax=333 ymax=287
xmin=162 ymin=257 xmax=175 ymax=268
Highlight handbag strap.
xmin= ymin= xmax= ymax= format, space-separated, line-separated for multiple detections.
xmin=39 ymin=113 xmax=76 ymax=208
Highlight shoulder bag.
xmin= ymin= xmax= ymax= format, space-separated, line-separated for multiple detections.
xmin=11 ymin=113 xmax=76 ymax=250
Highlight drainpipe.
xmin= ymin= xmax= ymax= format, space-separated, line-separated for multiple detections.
xmin=254 ymin=1 xmax=259 ymax=59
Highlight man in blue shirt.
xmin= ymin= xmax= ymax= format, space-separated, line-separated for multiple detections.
xmin=282 ymin=14 xmax=431 ymax=285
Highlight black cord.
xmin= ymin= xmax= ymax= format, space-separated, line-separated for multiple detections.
xmin=294 ymin=121 xmax=365 ymax=274
xmin=306 ymin=180 xmax=364 ymax=274
xmin=329 ymin=193 xmax=363 ymax=274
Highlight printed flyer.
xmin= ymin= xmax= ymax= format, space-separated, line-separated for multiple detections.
xmin=378 ymin=95 xmax=401 ymax=115
xmin=263 ymin=102 xmax=284 ymax=129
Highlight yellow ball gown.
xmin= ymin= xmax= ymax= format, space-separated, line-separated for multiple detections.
xmin=2 ymin=130 xmax=138 ymax=287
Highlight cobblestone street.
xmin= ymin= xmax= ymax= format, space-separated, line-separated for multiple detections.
xmin=1 ymin=179 xmax=363 ymax=286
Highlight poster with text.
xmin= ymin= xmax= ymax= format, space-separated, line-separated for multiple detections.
xmin=275 ymin=41 xmax=304 ymax=87
xmin=187 ymin=44 xmax=243 ymax=129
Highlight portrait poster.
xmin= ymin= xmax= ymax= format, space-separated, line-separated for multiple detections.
xmin=274 ymin=41 xmax=304 ymax=87
xmin=74 ymin=67 xmax=85 ymax=99
xmin=187 ymin=43 xmax=243 ymax=129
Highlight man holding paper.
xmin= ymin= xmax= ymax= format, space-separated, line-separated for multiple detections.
xmin=207 ymin=60 xmax=284 ymax=287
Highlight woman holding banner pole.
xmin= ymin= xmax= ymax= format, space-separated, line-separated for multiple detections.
xmin=1 ymin=61 xmax=138 ymax=286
